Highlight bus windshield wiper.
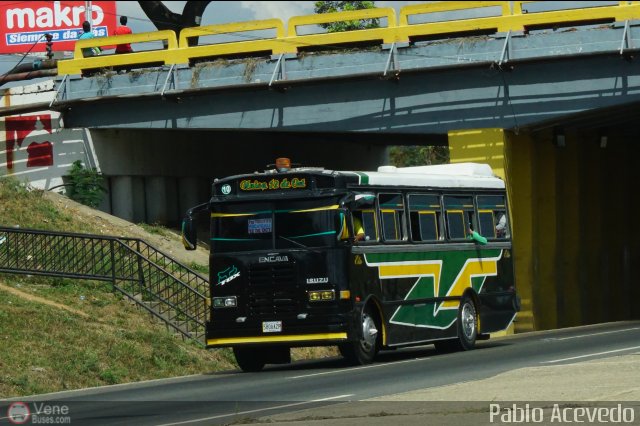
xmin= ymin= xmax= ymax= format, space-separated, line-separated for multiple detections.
xmin=278 ymin=235 xmax=309 ymax=249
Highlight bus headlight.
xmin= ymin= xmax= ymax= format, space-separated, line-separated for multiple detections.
xmin=308 ymin=290 xmax=335 ymax=302
xmin=213 ymin=296 xmax=237 ymax=308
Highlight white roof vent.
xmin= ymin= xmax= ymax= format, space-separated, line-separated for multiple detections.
xmin=377 ymin=165 xmax=397 ymax=173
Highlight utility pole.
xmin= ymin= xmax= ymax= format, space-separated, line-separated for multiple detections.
xmin=85 ymin=1 xmax=92 ymax=26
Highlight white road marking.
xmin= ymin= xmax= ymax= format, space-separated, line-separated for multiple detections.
xmin=541 ymin=345 xmax=640 ymax=364
xmin=289 ymin=357 xmax=429 ymax=379
xmin=543 ymin=327 xmax=640 ymax=341
xmin=154 ymin=394 xmax=354 ymax=426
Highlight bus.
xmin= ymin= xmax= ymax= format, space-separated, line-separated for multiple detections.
xmin=182 ymin=158 xmax=519 ymax=372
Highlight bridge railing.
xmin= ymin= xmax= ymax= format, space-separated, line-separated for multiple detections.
xmin=56 ymin=1 xmax=640 ymax=75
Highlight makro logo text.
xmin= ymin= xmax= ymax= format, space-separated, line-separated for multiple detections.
xmin=6 ymin=1 xmax=105 ymax=30
xmin=490 ymin=403 xmax=635 ymax=423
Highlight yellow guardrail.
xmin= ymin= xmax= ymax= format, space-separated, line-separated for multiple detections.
xmin=280 ymin=7 xmax=397 ymax=53
xmin=56 ymin=2 xmax=640 ymax=76
xmin=176 ymin=19 xmax=287 ymax=63
xmin=57 ymin=30 xmax=178 ymax=75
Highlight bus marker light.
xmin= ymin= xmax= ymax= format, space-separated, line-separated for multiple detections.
xmin=236 ymin=317 xmax=247 ymax=323
xmin=340 ymin=290 xmax=351 ymax=300
xmin=297 ymin=313 xmax=308 ymax=319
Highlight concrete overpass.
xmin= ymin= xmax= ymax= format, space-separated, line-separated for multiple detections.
xmin=4 ymin=1 xmax=640 ymax=334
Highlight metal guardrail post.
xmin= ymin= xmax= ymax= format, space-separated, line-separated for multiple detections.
xmin=110 ymin=239 xmax=116 ymax=288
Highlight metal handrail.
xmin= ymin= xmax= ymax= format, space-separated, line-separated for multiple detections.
xmin=0 ymin=226 xmax=209 ymax=345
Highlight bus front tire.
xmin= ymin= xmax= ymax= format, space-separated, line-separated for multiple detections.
xmin=339 ymin=306 xmax=379 ymax=365
xmin=233 ymin=347 xmax=266 ymax=372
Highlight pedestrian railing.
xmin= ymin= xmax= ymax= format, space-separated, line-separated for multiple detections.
xmin=0 ymin=226 xmax=209 ymax=345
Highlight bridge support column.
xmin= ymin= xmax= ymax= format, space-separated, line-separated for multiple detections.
xmin=146 ymin=176 xmax=168 ymax=225
xmin=179 ymin=177 xmax=200 ymax=218
xmin=448 ymin=128 xmax=535 ymax=333
xmin=111 ymin=176 xmax=135 ymax=222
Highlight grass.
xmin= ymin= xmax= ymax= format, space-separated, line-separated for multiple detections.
xmin=0 ymin=275 xmax=236 ymax=397
xmin=0 ymin=177 xmax=93 ymax=233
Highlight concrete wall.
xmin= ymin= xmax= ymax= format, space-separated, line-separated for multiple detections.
xmin=449 ymin=127 xmax=640 ymax=331
xmin=90 ymin=128 xmax=389 ymax=225
xmin=0 ymin=81 xmax=93 ymax=190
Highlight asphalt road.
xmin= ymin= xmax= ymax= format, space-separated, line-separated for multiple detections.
xmin=2 ymin=321 xmax=640 ymax=425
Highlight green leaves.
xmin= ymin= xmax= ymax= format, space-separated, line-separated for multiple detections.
xmin=66 ymin=160 xmax=106 ymax=208
xmin=314 ymin=1 xmax=380 ymax=32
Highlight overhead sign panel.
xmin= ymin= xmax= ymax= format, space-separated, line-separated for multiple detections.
xmin=0 ymin=1 xmax=117 ymax=54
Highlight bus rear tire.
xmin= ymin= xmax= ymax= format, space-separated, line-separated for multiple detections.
xmin=339 ymin=306 xmax=379 ymax=365
xmin=233 ymin=347 xmax=266 ymax=372
xmin=434 ymin=294 xmax=477 ymax=353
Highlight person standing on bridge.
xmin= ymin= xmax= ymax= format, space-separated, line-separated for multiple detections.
xmin=78 ymin=21 xmax=101 ymax=57
xmin=113 ymin=16 xmax=134 ymax=54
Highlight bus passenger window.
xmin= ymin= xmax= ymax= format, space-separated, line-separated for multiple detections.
xmin=444 ymin=195 xmax=474 ymax=240
xmin=477 ymin=195 xmax=510 ymax=239
xmin=446 ymin=211 xmax=466 ymax=239
xmin=408 ymin=194 xmax=441 ymax=242
xmin=478 ymin=210 xmax=496 ymax=238
xmin=379 ymin=193 xmax=405 ymax=242
xmin=360 ymin=210 xmax=378 ymax=241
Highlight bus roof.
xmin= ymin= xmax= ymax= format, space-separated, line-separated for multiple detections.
xmin=339 ymin=163 xmax=504 ymax=190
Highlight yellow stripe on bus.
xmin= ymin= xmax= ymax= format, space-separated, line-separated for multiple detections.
xmin=210 ymin=212 xmax=256 ymax=217
xmin=207 ymin=332 xmax=348 ymax=346
xmin=290 ymin=205 xmax=339 ymax=213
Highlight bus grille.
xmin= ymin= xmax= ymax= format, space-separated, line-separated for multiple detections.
xmin=248 ymin=263 xmax=297 ymax=316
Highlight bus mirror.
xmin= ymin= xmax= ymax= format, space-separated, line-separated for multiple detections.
xmin=182 ymin=216 xmax=197 ymax=250
xmin=181 ymin=202 xmax=208 ymax=251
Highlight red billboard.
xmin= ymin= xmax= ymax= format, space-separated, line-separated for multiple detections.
xmin=0 ymin=1 xmax=117 ymax=54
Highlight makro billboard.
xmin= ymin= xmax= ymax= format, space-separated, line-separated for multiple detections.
xmin=1 ymin=1 xmax=117 ymax=54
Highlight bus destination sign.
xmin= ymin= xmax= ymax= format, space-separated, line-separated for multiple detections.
xmin=239 ymin=177 xmax=307 ymax=192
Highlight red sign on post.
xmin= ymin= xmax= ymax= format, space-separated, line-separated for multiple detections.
xmin=0 ymin=1 xmax=117 ymax=54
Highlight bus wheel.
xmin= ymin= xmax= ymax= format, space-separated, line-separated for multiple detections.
xmin=457 ymin=295 xmax=478 ymax=351
xmin=339 ymin=306 xmax=379 ymax=365
xmin=233 ymin=347 xmax=266 ymax=372
xmin=434 ymin=295 xmax=477 ymax=353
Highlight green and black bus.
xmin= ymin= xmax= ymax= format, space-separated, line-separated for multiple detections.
xmin=182 ymin=159 xmax=519 ymax=372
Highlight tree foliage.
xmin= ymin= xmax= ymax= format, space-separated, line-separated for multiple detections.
xmin=389 ymin=146 xmax=450 ymax=167
xmin=314 ymin=1 xmax=379 ymax=32
xmin=66 ymin=161 xmax=106 ymax=208
xmin=137 ymin=1 xmax=211 ymax=46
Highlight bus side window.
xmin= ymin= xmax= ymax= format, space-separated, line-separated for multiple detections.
xmin=408 ymin=194 xmax=441 ymax=242
xmin=379 ymin=193 xmax=405 ymax=242
xmin=355 ymin=209 xmax=378 ymax=241
xmin=444 ymin=195 xmax=474 ymax=240
xmin=477 ymin=195 xmax=509 ymax=239
xmin=478 ymin=210 xmax=496 ymax=238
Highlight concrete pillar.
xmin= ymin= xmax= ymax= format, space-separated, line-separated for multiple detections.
xmin=132 ymin=176 xmax=146 ymax=224
xmin=505 ymin=130 xmax=535 ymax=332
xmin=165 ymin=177 xmax=179 ymax=225
xmin=145 ymin=176 xmax=167 ymax=225
xmin=179 ymin=177 xmax=200 ymax=218
xmin=533 ymin=131 xmax=559 ymax=330
xmin=111 ymin=176 xmax=134 ymax=222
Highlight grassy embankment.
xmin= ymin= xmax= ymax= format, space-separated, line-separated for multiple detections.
xmin=0 ymin=178 xmax=236 ymax=397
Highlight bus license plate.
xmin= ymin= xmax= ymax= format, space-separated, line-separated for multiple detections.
xmin=262 ymin=321 xmax=282 ymax=333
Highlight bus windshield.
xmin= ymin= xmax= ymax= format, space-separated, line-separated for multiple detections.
xmin=211 ymin=199 xmax=342 ymax=252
